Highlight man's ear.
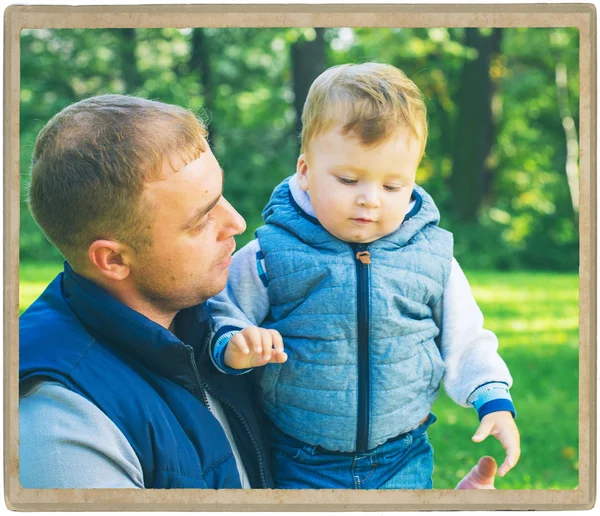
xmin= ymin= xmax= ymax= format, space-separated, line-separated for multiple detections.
xmin=296 ymin=154 xmax=310 ymax=192
xmin=88 ymin=240 xmax=132 ymax=281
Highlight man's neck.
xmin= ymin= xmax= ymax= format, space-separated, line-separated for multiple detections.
xmin=113 ymin=289 xmax=178 ymax=331
xmin=77 ymin=268 xmax=178 ymax=332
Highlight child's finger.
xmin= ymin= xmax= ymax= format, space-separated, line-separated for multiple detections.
xmin=230 ymin=334 xmax=250 ymax=355
xmin=270 ymin=330 xmax=285 ymax=354
xmin=260 ymin=330 xmax=273 ymax=361
xmin=498 ymin=455 xmax=517 ymax=477
xmin=243 ymin=326 xmax=263 ymax=355
xmin=472 ymin=419 xmax=494 ymax=443
xmin=270 ymin=351 xmax=288 ymax=363
xmin=497 ymin=432 xmax=521 ymax=477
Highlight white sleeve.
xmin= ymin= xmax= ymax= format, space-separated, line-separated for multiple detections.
xmin=208 ymin=238 xmax=271 ymax=331
xmin=432 ymin=258 xmax=513 ymax=407
xmin=19 ymin=380 xmax=144 ymax=488
xmin=208 ymin=239 xmax=272 ymax=373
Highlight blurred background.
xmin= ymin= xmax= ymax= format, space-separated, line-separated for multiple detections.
xmin=19 ymin=27 xmax=579 ymax=489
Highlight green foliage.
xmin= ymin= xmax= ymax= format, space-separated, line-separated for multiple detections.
xmin=19 ymin=27 xmax=579 ymax=268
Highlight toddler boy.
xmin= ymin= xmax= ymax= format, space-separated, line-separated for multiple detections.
xmin=208 ymin=63 xmax=520 ymax=489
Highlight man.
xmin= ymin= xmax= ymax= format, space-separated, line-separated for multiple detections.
xmin=19 ymin=94 xmax=273 ymax=488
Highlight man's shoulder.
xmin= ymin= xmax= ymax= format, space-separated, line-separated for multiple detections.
xmin=19 ymin=380 xmax=145 ymax=488
xmin=20 ymin=272 xmax=102 ymax=377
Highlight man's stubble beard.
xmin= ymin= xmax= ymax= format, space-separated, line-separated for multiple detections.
xmin=133 ymin=265 xmax=228 ymax=315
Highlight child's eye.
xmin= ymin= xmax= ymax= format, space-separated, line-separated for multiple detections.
xmin=384 ymin=185 xmax=402 ymax=192
xmin=337 ymin=177 xmax=357 ymax=185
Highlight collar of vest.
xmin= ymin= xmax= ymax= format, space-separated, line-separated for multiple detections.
xmin=21 ymin=262 xmax=211 ymax=385
xmin=261 ymin=176 xmax=440 ymax=248
xmin=64 ymin=261 xmax=209 ymax=348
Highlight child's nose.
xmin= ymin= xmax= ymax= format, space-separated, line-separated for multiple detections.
xmin=356 ymin=186 xmax=380 ymax=208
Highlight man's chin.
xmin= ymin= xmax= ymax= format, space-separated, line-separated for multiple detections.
xmin=174 ymin=272 xmax=230 ymax=310
xmin=206 ymin=272 xmax=230 ymax=299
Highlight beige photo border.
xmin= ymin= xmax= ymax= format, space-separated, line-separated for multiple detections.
xmin=3 ymin=3 xmax=596 ymax=511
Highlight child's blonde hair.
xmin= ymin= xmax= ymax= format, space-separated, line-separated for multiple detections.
xmin=301 ymin=62 xmax=428 ymax=159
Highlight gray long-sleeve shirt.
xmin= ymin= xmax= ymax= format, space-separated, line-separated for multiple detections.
xmin=19 ymin=380 xmax=251 ymax=488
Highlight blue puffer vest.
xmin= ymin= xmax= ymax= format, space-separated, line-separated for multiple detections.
xmin=19 ymin=264 xmax=274 ymax=488
xmin=255 ymin=178 xmax=453 ymax=452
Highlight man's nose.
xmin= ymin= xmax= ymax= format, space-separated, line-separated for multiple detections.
xmin=220 ymin=196 xmax=247 ymax=237
xmin=357 ymin=185 xmax=380 ymax=208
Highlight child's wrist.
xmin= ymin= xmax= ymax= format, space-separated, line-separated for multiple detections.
xmin=211 ymin=326 xmax=252 ymax=375
xmin=477 ymin=399 xmax=517 ymax=421
xmin=467 ymin=382 xmax=517 ymax=421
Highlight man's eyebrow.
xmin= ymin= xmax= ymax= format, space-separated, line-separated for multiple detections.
xmin=184 ymin=168 xmax=224 ymax=229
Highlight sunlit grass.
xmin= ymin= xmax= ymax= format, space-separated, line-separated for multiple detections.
xmin=430 ymin=270 xmax=578 ymax=490
xmin=19 ymin=261 xmax=64 ymax=314
xmin=19 ymin=262 xmax=579 ymax=489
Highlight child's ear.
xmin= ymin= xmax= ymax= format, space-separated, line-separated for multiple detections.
xmin=296 ymin=154 xmax=310 ymax=192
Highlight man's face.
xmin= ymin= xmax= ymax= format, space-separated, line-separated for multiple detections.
xmin=130 ymin=141 xmax=246 ymax=313
xmin=297 ymin=126 xmax=421 ymax=243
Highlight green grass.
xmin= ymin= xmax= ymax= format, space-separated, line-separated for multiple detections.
xmin=430 ymin=271 xmax=579 ymax=489
xmin=19 ymin=261 xmax=64 ymax=314
xmin=19 ymin=262 xmax=579 ymax=489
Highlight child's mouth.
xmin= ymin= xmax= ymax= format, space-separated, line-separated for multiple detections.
xmin=351 ymin=218 xmax=374 ymax=225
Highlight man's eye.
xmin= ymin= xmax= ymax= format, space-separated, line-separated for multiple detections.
xmin=337 ymin=177 xmax=357 ymax=185
xmin=195 ymin=215 xmax=213 ymax=231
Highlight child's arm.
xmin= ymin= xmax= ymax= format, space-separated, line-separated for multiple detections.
xmin=432 ymin=258 xmax=515 ymax=412
xmin=433 ymin=258 xmax=519 ymax=476
xmin=208 ymin=239 xmax=285 ymax=374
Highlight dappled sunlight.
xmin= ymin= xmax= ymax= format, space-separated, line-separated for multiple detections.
xmin=471 ymin=273 xmax=579 ymax=352
xmin=496 ymin=330 xmax=578 ymax=348
xmin=471 ymin=285 xmax=578 ymax=304
xmin=20 ymin=283 xmax=52 ymax=314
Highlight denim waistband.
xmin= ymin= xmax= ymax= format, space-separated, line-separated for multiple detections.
xmin=271 ymin=413 xmax=437 ymax=457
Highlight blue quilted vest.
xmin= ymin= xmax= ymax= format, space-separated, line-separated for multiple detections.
xmin=19 ymin=264 xmax=273 ymax=488
xmin=255 ymin=178 xmax=453 ymax=452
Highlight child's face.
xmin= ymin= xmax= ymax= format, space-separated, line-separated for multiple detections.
xmin=297 ymin=126 xmax=421 ymax=243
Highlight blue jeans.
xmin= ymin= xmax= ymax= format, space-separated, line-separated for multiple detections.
xmin=269 ymin=413 xmax=436 ymax=489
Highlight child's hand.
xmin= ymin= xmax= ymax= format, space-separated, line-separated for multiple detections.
xmin=224 ymin=326 xmax=287 ymax=370
xmin=472 ymin=411 xmax=520 ymax=477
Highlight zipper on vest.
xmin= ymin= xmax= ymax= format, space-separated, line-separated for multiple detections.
xmin=187 ymin=349 xmax=211 ymax=410
xmin=188 ymin=333 xmax=267 ymax=488
xmin=353 ymin=243 xmax=371 ymax=453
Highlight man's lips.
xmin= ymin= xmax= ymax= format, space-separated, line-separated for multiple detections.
xmin=217 ymin=255 xmax=232 ymax=269
xmin=216 ymin=242 xmax=236 ymax=268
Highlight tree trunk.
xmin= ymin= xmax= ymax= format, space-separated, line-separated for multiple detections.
xmin=450 ymin=28 xmax=503 ymax=222
xmin=120 ymin=29 xmax=141 ymax=93
xmin=555 ymin=62 xmax=579 ymax=215
xmin=190 ymin=29 xmax=216 ymax=142
xmin=291 ymin=29 xmax=326 ymax=150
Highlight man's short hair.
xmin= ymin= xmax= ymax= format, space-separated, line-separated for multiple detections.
xmin=300 ymin=62 xmax=428 ymax=158
xmin=28 ymin=94 xmax=208 ymax=268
